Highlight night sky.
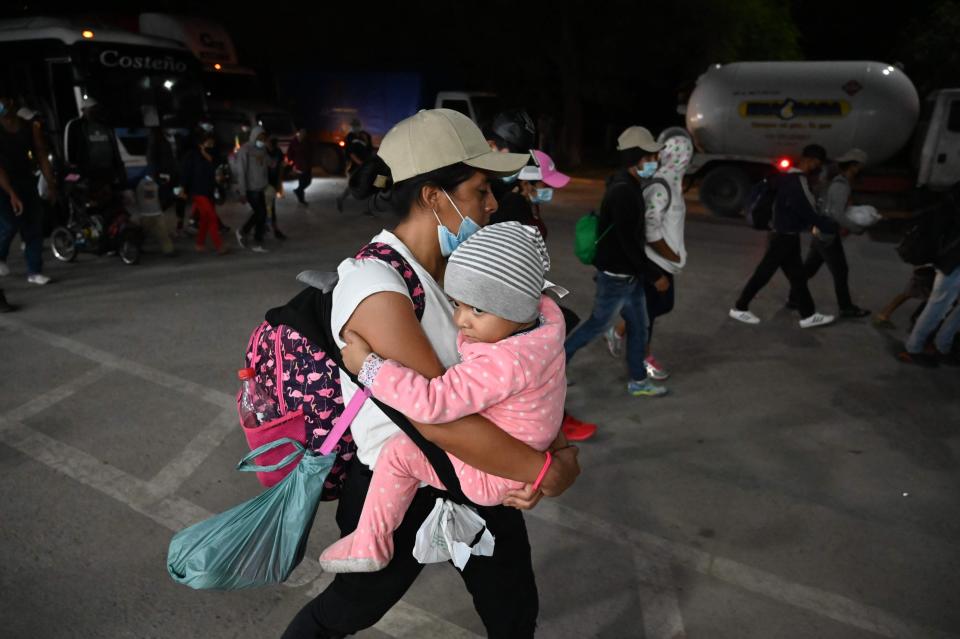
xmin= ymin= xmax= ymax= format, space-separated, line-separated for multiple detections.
xmin=4 ymin=0 xmax=959 ymax=163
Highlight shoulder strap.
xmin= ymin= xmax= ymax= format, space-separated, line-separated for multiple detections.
xmin=316 ymin=287 xmax=470 ymax=505
xmin=355 ymin=242 xmax=426 ymax=321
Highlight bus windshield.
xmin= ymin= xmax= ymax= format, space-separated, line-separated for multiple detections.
xmin=72 ymin=42 xmax=204 ymax=128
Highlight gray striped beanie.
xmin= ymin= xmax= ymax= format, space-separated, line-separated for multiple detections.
xmin=444 ymin=221 xmax=550 ymax=323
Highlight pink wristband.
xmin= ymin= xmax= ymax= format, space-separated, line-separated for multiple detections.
xmin=532 ymin=451 xmax=553 ymax=492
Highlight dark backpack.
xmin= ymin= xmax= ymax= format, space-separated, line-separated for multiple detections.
xmin=897 ymin=208 xmax=943 ymax=266
xmin=745 ymin=175 xmax=778 ymax=230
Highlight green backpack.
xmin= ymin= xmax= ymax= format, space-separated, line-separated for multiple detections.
xmin=574 ymin=211 xmax=613 ymax=265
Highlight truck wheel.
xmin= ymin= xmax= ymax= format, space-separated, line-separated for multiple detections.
xmin=318 ymin=145 xmax=345 ymax=176
xmin=50 ymin=227 xmax=78 ymax=262
xmin=700 ymin=166 xmax=750 ymax=217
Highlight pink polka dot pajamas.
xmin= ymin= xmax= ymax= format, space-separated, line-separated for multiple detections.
xmin=319 ymin=297 xmax=567 ymax=573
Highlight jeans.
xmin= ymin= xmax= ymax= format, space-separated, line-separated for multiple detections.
xmin=240 ymin=190 xmax=267 ymax=242
xmin=0 ymin=189 xmax=43 ymax=275
xmin=789 ymin=235 xmax=854 ymax=311
xmin=294 ymin=172 xmax=311 ymax=200
xmin=905 ymin=267 xmax=960 ymax=354
xmin=282 ymin=460 xmax=538 ymax=639
xmin=564 ymin=271 xmax=650 ymax=381
xmin=736 ymin=232 xmax=816 ymax=319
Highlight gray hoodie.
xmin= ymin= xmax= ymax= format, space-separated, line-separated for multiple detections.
xmin=234 ymin=126 xmax=275 ymax=193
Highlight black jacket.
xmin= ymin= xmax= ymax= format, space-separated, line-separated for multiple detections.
xmin=772 ymin=170 xmax=839 ymax=235
xmin=593 ymin=170 xmax=660 ymax=280
xmin=179 ymin=148 xmax=219 ymax=199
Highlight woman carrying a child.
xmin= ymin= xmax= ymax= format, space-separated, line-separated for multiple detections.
xmin=281 ymin=109 xmax=581 ymax=639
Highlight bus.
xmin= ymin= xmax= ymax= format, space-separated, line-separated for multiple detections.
xmin=0 ymin=16 xmax=205 ymax=182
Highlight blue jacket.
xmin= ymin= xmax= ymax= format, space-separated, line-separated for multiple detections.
xmin=772 ymin=170 xmax=839 ymax=234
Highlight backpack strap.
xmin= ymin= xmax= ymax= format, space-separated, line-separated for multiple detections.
xmin=355 ymin=242 xmax=426 ymax=321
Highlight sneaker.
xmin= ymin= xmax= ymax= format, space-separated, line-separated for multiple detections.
xmin=604 ymin=326 xmax=624 ymax=358
xmin=897 ymin=351 xmax=939 ymax=367
xmin=0 ymin=261 xmax=9 ymax=277
xmin=251 ymin=244 xmax=269 ymax=253
xmin=274 ymin=230 xmax=287 ymax=241
xmin=840 ymin=306 xmax=870 ymax=319
xmin=799 ymin=313 xmax=835 ymax=329
xmin=235 ymin=230 xmax=247 ymax=248
xmin=645 ymin=355 xmax=670 ymax=381
xmin=560 ymin=414 xmax=598 ymax=442
xmin=627 ymin=379 xmax=668 ymax=397
xmin=729 ymin=309 xmax=761 ymax=325
xmin=0 ymin=290 xmax=15 ymax=313
xmin=27 ymin=273 xmax=51 ymax=286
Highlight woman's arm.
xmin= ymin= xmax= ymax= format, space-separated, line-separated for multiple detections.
xmin=342 ymin=291 xmax=579 ymax=493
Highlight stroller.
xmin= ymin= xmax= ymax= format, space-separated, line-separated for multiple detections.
xmin=50 ymin=175 xmax=144 ymax=265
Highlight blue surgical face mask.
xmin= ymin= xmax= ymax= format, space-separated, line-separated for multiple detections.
xmin=255 ymin=139 xmax=265 ymax=149
xmin=0 ymin=102 xmax=6 ymax=118
xmin=531 ymin=187 xmax=554 ymax=204
xmin=637 ymin=161 xmax=658 ymax=179
xmin=435 ymin=189 xmax=481 ymax=257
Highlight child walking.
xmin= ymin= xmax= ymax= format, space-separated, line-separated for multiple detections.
xmin=319 ymin=222 xmax=567 ymax=573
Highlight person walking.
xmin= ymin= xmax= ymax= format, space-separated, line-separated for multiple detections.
xmin=335 ymin=118 xmax=372 ymax=212
xmin=898 ymin=184 xmax=960 ymax=366
xmin=180 ymin=132 xmax=228 ymax=255
xmin=788 ymin=148 xmax=871 ymax=318
xmin=234 ymin=126 xmax=275 ymax=253
xmin=729 ymin=144 xmax=839 ymax=329
xmin=0 ymin=94 xmax=57 ymax=285
xmin=264 ymin=136 xmax=287 ymax=240
xmin=564 ymin=126 xmax=669 ymax=398
xmin=281 ymin=108 xmax=580 ymax=639
xmin=288 ymin=127 xmax=313 ymax=206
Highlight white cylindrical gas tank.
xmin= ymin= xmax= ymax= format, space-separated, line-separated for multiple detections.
xmin=686 ymin=61 xmax=919 ymax=165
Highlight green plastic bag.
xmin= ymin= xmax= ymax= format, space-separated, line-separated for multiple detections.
xmin=574 ymin=211 xmax=612 ymax=265
xmin=166 ymin=438 xmax=331 ymax=590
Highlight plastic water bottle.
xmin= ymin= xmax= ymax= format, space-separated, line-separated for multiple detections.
xmin=238 ymin=368 xmax=280 ymax=429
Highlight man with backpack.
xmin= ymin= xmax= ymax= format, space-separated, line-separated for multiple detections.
xmin=730 ymin=144 xmax=839 ymax=329
xmin=787 ymin=148 xmax=871 ymax=318
xmin=899 ymin=183 xmax=960 ymax=366
xmin=564 ymin=126 xmax=669 ymax=398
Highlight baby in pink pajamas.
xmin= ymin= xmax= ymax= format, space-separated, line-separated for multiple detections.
xmin=319 ymin=221 xmax=566 ymax=573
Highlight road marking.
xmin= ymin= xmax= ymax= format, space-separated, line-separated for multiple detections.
xmin=1 ymin=364 xmax=111 ymax=425
xmin=530 ymin=501 xmax=956 ymax=639
xmin=148 ymin=408 xmax=238 ymax=498
xmin=0 ymin=317 xmax=234 ymax=407
xmin=3 ymin=314 xmax=956 ymax=639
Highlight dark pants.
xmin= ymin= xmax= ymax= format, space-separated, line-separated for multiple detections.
xmin=283 ymin=460 xmax=539 ymax=639
xmin=736 ymin=232 xmax=816 ymax=318
xmin=644 ymin=269 xmax=675 ymax=346
xmin=240 ymin=190 xmax=268 ymax=242
xmin=789 ymin=236 xmax=854 ymax=311
xmin=0 ymin=189 xmax=44 ymax=275
xmin=294 ymin=172 xmax=312 ymax=202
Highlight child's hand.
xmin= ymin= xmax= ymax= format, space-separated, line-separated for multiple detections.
xmin=341 ymin=330 xmax=373 ymax=375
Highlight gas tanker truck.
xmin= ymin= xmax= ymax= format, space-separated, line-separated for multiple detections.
xmin=679 ymin=61 xmax=960 ymax=215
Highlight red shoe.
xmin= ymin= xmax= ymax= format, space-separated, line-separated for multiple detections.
xmin=561 ymin=413 xmax=597 ymax=442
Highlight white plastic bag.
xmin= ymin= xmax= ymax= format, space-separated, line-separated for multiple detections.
xmin=413 ymin=498 xmax=495 ymax=570
xmin=845 ymin=205 xmax=882 ymax=228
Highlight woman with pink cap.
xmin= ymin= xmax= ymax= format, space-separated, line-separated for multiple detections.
xmin=516 ymin=149 xmax=571 ymax=240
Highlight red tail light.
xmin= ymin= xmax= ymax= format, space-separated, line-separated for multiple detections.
xmin=338 ymin=140 xmax=346 ymax=147
xmin=777 ymin=158 xmax=792 ymax=171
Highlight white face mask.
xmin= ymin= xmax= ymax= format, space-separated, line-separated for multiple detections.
xmin=255 ymin=139 xmax=265 ymax=149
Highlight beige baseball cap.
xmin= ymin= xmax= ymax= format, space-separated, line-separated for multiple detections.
xmin=617 ymin=126 xmax=664 ymax=153
xmin=378 ymin=109 xmax=530 ymax=183
xmin=834 ymin=148 xmax=868 ymax=164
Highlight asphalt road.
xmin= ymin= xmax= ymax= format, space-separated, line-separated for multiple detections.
xmin=1 ymin=176 xmax=958 ymax=638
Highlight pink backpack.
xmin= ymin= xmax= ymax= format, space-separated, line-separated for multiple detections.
xmin=238 ymin=242 xmax=426 ymax=498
